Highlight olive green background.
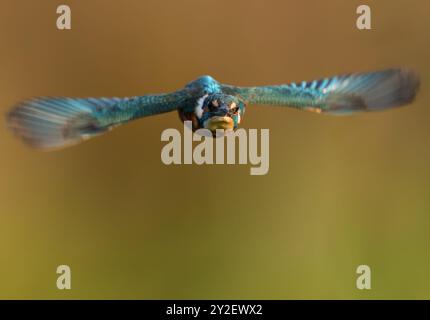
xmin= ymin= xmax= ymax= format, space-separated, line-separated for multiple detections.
xmin=0 ymin=0 xmax=429 ymax=299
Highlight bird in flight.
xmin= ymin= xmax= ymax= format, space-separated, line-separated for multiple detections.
xmin=7 ymin=68 xmax=419 ymax=150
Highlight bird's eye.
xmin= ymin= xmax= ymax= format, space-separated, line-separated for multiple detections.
xmin=208 ymin=100 xmax=219 ymax=112
xmin=230 ymin=102 xmax=239 ymax=113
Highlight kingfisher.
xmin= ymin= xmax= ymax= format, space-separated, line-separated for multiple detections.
xmin=7 ymin=68 xmax=419 ymax=149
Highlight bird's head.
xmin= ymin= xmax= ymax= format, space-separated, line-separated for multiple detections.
xmin=195 ymin=93 xmax=245 ymax=133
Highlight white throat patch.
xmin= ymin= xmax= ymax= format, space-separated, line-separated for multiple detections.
xmin=194 ymin=94 xmax=208 ymax=119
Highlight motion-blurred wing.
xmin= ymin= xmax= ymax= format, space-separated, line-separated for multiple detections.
xmin=221 ymin=68 xmax=420 ymax=114
xmin=7 ymin=90 xmax=191 ymax=149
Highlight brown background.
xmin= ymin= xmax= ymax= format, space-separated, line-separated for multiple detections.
xmin=0 ymin=0 xmax=429 ymax=298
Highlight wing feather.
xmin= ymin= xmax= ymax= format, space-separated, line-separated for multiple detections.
xmin=7 ymin=90 xmax=190 ymax=149
xmin=221 ymin=68 xmax=420 ymax=114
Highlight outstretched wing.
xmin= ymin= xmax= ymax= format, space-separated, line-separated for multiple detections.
xmin=221 ymin=68 xmax=420 ymax=114
xmin=7 ymin=90 xmax=191 ymax=149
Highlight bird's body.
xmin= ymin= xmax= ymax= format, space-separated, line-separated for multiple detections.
xmin=7 ymin=68 xmax=420 ymax=149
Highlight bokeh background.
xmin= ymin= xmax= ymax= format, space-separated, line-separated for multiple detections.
xmin=0 ymin=0 xmax=429 ymax=299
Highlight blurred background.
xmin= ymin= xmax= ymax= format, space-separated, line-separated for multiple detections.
xmin=0 ymin=0 xmax=429 ymax=299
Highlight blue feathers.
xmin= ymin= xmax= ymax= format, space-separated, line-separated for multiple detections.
xmin=7 ymin=97 xmax=129 ymax=149
xmin=222 ymin=68 xmax=420 ymax=115
xmin=6 ymin=69 xmax=420 ymax=150
xmin=7 ymin=90 xmax=192 ymax=149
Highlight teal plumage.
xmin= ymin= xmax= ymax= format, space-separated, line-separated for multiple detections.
xmin=7 ymin=92 xmax=192 ymax=148
xmin=7 ymin=68 xmax=420 ymax=149
xmin=221 ymin=69 xmax=420 ymax=114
